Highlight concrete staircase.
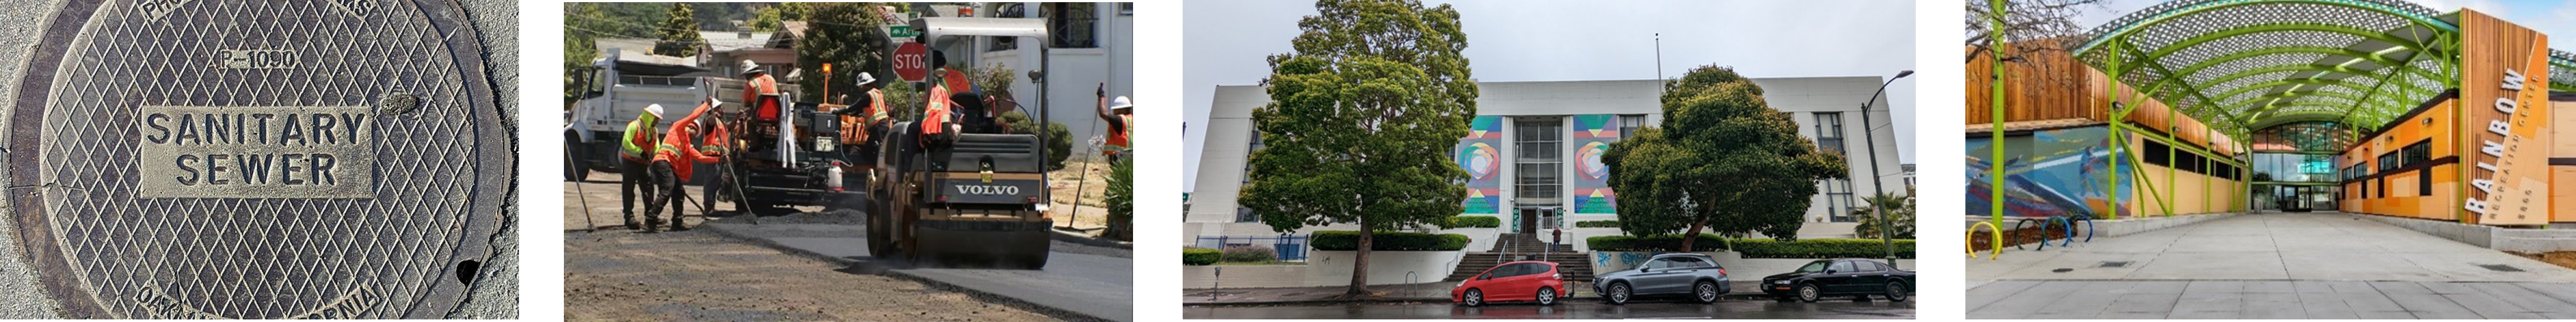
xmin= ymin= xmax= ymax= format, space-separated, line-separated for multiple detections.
xmin=1445 ymin=233 xmax=1593 ymax=282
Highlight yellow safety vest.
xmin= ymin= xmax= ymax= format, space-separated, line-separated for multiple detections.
xmin=620 ymin=113 xmax=658 ymax=161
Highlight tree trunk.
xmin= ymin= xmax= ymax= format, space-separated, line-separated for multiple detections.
xmin=1348 ymin=227 xmax=1374 ymax=297
xmin=1681 ymin=218 xmax=1707 ymax=252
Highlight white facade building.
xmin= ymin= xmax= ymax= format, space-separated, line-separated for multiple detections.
xmin=1185 ymin=78 xmax=1904 ymax=243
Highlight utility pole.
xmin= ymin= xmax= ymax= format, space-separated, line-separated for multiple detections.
xmin=1654 ymin=33 xmax=1663 ymax=81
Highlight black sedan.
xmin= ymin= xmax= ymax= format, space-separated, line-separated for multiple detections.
xmin=1759 ymin=258 xmax=1911 ymax=302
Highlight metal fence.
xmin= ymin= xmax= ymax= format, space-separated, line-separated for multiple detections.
xmin=1195 ymin=235 xmax=1308 ymax=261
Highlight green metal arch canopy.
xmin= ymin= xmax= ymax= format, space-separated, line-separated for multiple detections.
xmin=2079 ymin=0 xmax=2460 ymax=133
xmin=2079 ymin=0 xmax=2576 ymax=137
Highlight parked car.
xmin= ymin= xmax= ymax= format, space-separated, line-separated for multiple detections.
xmin=1451 ymin=260 xmax=1569 ymax=307
xmin=1761 ymin=258 xmax=1913 ymax=302
xmin=1591 ymin=253 xmax=1730 ymax=304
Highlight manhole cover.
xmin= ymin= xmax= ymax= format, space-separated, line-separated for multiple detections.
xmin=6 ymin=0 xmax=510 ymax=318
xmin=2101 ymin=261 xmax=2132 ymax=268
xmin=2479 ymin=264 xmax=2525 ymax=272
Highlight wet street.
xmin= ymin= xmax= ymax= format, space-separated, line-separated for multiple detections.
xmin=1182 ymin=299 xmax=1914 ymax=319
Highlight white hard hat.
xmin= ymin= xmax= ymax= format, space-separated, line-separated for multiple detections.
xmin=644 ymin=104 xmax=665 ymax=118
xmin=1110 ymin=96 xmax=1133 ymax=113
xmin=739 ymin=60 xmax=762 ymax=75
xmin=855 ymin=72 xmax=877 ymax=85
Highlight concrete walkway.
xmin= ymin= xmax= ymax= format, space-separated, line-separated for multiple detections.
xmin=1968 ymin=212 xmax=2576 ymax=319
xmin=1968 ymin=212 xmax=2576 ymax=285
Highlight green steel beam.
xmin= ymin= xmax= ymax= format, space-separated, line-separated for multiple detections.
xmin=2123 ymin=23 xmax=2432 ymax=68
xmin=2076 ymin=0 xmax=2458 ymax=56
xmin=2121 ymin=45 xmax=2236 ymax=129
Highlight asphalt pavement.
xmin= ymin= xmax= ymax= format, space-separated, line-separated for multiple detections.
xmin=703 ymin=220 xmax=1134 ymax=321
xmin=1182 ymin=298 xmax=1915 ymax=319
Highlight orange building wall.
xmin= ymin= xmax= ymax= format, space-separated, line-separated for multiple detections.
xmin=2553 ymin=97 xmax=2576 ymax=224
xmin=2343 ymin=99 xmax=2463 ymax=221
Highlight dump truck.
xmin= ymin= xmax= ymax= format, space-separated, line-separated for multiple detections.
xmin=563 ymin=49 xmax=717 ymax=181
xmin=865 ymin=17 xmax=1057 ymax=269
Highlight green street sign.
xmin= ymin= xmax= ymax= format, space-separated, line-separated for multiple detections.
xmin=888 ymin=25 xmax=919 ymax=39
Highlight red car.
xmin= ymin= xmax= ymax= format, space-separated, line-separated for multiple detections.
xmin=1451 ymin=260 xmax=1569 ymax=306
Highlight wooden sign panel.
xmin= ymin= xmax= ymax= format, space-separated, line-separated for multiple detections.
xmin=2457 ymin=10 xmax=2552 ymax=225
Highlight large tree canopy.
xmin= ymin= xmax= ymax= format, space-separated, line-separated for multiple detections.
xmin=794 ymin=3 xmax=892 ymax=105
xmin=651 ymin=3 xmax=706 ymax=57
xmin=1239 ymin=0 xmax=1473 ymax=297
xmin=1604 ymin=66 xmax=1848 ymax=251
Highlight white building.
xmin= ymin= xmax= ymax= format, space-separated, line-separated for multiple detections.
xmin=952 ymin=2 xmax=1136 ymax=144
xmin=1185 ymin=77 xmax=1905 ymax=244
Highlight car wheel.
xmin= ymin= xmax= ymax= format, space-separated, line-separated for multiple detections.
xmin=1796 ymin=283 xmax=1822 ymax=303
xmin=1885 ymin=281 xmax=1909 ymax=302
xmin=1694 ymin=280 xmax=1720 ymax=304
xmin=1536 ymin=287 xmax=1556 ymax=306
xmin=1604 ymin=283 xmax=1631 ymax=305
xmin=1462 ymin=289 xmax=1483 ymax=307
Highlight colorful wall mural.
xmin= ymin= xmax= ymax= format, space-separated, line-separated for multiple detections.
xmin=1965 ymin=125 xmax=2133 ymax=218
xmin=1455 ymin=116 xmax=1504 ymax=215
xmin=1571 ymin=115 xmax=1621 ymax=214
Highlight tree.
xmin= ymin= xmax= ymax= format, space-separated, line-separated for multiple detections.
xmin=750 ymin=7 xmax=784 ymax=32
xmin=1852 ymin=192 xmax=1915 ymax=239
xmin=652 ymin=3 xmax=706 ymax=57
xmin=564 ymin=3 xmax=608 ymax=101
xmin=1103 ymin=158 xmax=1133 ymax=241
xmin=795 ymin=3 xmax=892 ymax=105
xmin=1240 ymin=0 xmax=1474 ymax=298
xmin=1604 ymin=66 xmax=1848 ymax=252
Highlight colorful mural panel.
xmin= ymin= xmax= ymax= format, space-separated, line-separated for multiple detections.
xmin=1572 ymin=115 xmax=1620 ymax=214
xmin=1965 ymin=126 xmax=2133 ymax=218
xmin=1456 ymin=116 xmax=1505 ymax=214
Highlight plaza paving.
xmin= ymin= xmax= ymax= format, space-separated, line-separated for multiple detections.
xmin=1967 ymin=212 xmax=2576 ymax=319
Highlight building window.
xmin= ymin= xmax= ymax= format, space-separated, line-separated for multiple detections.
xmin=1047 ymin=3 xmax=1098 ymax=48
xmin=1825 ymin=178 xmax=1856 ymax=222
xmin=1515 ymin=117 xmax=1562 ymax=206
xmin=988 ymin=3 xmax=1028 ymax=51
xmin=1618 ymin=114 xmax=1646 ymax=137
xmin=1814 ymin=112 xmax=1846 ymax=156
xmin=1238 ymin=130 xmax=1264 ymax=223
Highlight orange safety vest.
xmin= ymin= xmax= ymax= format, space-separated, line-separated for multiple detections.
xmin=919 ymin=84 xmax=953 ymax=136
xmin=743 ymin=74 xmax=779 ymax=107
xmin=653 ymin=102 xmax=729 ymax=179
xmin=1105 ymin=114 xmax=1131 ymax=150
xmin=620 ymin=115 xmax=657 ymax=162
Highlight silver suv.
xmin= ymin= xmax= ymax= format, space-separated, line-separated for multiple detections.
xmin=1591 ymin=253 xmax=1730 ymax=304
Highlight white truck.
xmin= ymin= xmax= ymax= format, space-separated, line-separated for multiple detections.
xmin=564 ymin=49 xmax=744 ymax=181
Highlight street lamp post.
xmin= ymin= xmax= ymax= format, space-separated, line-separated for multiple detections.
xmin=1862 ymin=70 xmax=1912 ymax=265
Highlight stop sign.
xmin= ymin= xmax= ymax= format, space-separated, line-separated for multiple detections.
xmin=892 ymin=42 xmax=930 ymax=82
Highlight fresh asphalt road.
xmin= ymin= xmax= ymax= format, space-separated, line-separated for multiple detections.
xmin=1182 ymin=299 xmax=1915 ymax=319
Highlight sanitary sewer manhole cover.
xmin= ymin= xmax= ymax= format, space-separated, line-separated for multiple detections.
xmin=6 ymin=0 xmax=510 ymax=318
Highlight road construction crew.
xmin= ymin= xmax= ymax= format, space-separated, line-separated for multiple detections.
xmin=645 ymin=98 xmax=730 ymax=232
xmin=1097 ymin=83 xmax=1132 ymax=164
xmin=619 ymin=104 xmax=666 ymax=230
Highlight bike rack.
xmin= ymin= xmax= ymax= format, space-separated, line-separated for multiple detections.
xmin=1968 ymin=221 xmax=2002 ymax=260
xmin=2011 ymin=218 xmax=2042 ymax=250
xmin=2046 ymin=216 xmax=2074 ymax=248
xmin=2069 ymin=214 xmax=2096 ymax=242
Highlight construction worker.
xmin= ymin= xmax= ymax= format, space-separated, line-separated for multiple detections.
xmin=918 ymin=63 xmax=961 ymax=146
xmin=1097 ymin=83 xmax=1132 ymax=164
xmin=645 ymin=98 xmax=731 ymax=232
xmin=832 ymin=72 xmax=889 ymax=144
xmin=619 ymin=104 xmax=667 ymax=230
xmin=741 ymin=60 xmax=779 ymax=108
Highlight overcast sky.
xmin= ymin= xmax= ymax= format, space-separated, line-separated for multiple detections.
xmin=1182 ymin=0 xmax=1921 ymax=190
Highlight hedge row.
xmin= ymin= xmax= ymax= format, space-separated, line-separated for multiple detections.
xmin=1449 ymin=216 xmax=1501 ymax=228
xmin=1221 ymin=245 xmax=1277 ymax=262
xmin=1585 ymin=234 xmax=1730 ymax=252
xmin=1309 ymin=231 xmax=1471 ymax=251
xmin=1574 ymin=220 xmax=1620 ymax=228
xmin=1183 ymin=247 xmax=1221 ymax=265
xmin=1735 ymin=239 xmax=1915 ymax=259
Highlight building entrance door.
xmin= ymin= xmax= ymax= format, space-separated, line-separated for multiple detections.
xmin=1518 ymin=208 xmax=1540 ymax=234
